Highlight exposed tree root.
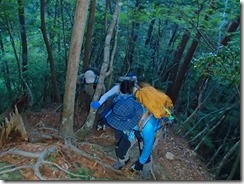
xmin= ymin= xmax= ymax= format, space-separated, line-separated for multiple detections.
xmin=0 ymin=145 xmax=90 ymax=180
xmin=0 ymin=141 xmax=139 ymax=180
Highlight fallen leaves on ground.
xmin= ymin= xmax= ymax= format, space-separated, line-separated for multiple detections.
xmin=0 ymin=104 xmax=213 ymax=181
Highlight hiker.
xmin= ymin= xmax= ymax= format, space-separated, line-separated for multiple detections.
xmin=76 ymin=68 xmax=105 ymax=111
xmin=77 ymin=68 xmax=99 ymax=97
xmin=104 ymin=96 xmax=166 ymax=179
xmin=91 ymin=73 xmax=138 ymax=130
xmin=104 ymin=81 xmax=174 ymax=179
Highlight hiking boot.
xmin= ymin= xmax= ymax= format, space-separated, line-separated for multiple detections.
xmin=140 ymin=170 xmax=152 ymax=180
xmin=112 ymin=157 xmax=130 ymax=170
xmin=112 ymin=160 xmax=124 ymax=170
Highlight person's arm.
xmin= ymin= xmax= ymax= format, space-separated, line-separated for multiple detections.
xmin=130 ymin=119 xmax=156 ymax=171
xmin=138 ymin=121 xmax=156 ymax=164
xmin=97 ymin=84 xmax=120 ymax=105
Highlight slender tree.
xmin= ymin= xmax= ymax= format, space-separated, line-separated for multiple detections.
xmin=226 ymin=147 xmax=240 ymax=180
xmin=221 ymin=17 xmax=240 ymax=46
xmin=123 ymin=0 xmax=141 ymax=72
xmin=83 ymin=0 xmax=96 ymax=71
xmin=17 ymin=0 xmax=28 ymax=76
xmin=170 ymin=32 xmax=201 ymax=103
xmin=214 ymin=140 xmax=240 ymax=179
xmin=75 ymin=0 xmax=121 ymax=139
xmin=59 ymin=0 xmax=90 ymax=140
xmin=166 ymin=32 xmax=190 ymax=100
xmin=40 ymin=0 xmax=60 ymax=102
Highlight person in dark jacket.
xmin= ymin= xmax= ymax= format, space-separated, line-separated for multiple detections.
xmin=76 ymin=68 xmax=105 ymax=111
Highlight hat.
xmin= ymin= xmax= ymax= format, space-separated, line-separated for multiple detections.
xmin=127 ymin=72 xmax=138 ymax=83
xmin=106 ymin=98 xmax=143 ymax=131
xmin=84 ymin=70 xmax=96 ymax=83
xmin=118 ymin=76 xmax=138 ymax=83
xmin=126 ymin=72 xmax=136 ymax=77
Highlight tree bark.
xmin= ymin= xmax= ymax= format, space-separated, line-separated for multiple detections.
xmin=40 ymin=0 xmax=60 ymax=103
xmin=75 ymin=0 xmax=121 ymax=139
xmin=83 ymin=0 xmax=96 ymax=71
xmin=59 ymin=0 xmax=90 ymax=139
xmin=60 ymin=0 xmax=68 ymax=65
xmin=167 ymin=0 xmax=216 ymax=104
xmin=221 ymin=17 xmax=240 ymax=46
xmin=170 ymin=32 xmax=201 ymax=103
xmin=166 ymin=32 xmax=190 ymax=99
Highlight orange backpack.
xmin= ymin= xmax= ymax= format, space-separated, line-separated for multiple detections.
xmin=135 ymin=85 xmax=174 ymax=119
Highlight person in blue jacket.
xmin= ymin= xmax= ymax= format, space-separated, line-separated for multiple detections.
xmin=129 ymin=110 xmax=162 ymax=176
xmin=91 ymin=72 xmax=138 ymax=130
xmin=102 ymin=89 xmax=168 ymax=179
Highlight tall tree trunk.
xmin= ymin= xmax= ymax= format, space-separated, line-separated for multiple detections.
xmin=123 ymin=0 xmax=141 ymax=72
xmin=0 ymin=33 xmax=10 ymax=94
xmin=75 ymin=0 xmax=121 ymax=139
xmin=83 ymin=0 xmax=96 ymax=71
xmin=40 ymin=0 xmax=60 ymax=103
xmin=159 ymin=24 xmax=179 ymax=82
xmin=170 ymin=32 xmax=201 ymax=103
xmin=0 ymin=32 xmax=4 ymax=53
xmin=59 ymin=0 xmax=90 ymax=140
xmin=167 ymin=0 xmax=216 ymax=104
xmin=17 ymin=0 xmax=28 ymax=76
xmin=60 ymin=0 xmax=68 ymax=65
xmin=166 ymin=32 xmax=190 ymax=99
xmin=5 ymin=18 xmax=21 ymax=88
xmin=4 ymin=16 xmax=32 ymax=103
xmin=124 ymin=21 xmax=140 ymax=69
xmin=145 ymin=19 xmax=155 ymax=46
xmin=221 ymin=17 xmax=240 ymax=46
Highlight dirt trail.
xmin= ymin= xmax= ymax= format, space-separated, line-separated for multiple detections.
xmin=0 ymin=105 xmax=213 ymax=181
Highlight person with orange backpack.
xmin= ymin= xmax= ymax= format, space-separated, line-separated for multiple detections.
xmin=104 ymin=82 xmax=174 ymax=179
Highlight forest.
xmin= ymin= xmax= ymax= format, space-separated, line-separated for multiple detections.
xmin=0 ymin=0 xmax=240 ymax=181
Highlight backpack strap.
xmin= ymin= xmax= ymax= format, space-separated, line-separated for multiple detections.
xmin=138 ymin=110 xmax=152 ymax=131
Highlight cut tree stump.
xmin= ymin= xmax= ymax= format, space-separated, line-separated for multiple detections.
xmin=0 ymin=105 xmax=28 ymax=148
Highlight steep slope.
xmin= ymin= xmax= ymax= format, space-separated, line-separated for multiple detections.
xmin=0 ymin=105 xmax=213 ymax=181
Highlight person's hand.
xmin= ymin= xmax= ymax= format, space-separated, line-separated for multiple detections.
xmin=91 ymin=101 xmax=100 ymax=109
xmin=130 ymin=160 xmax=143 ymax=171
